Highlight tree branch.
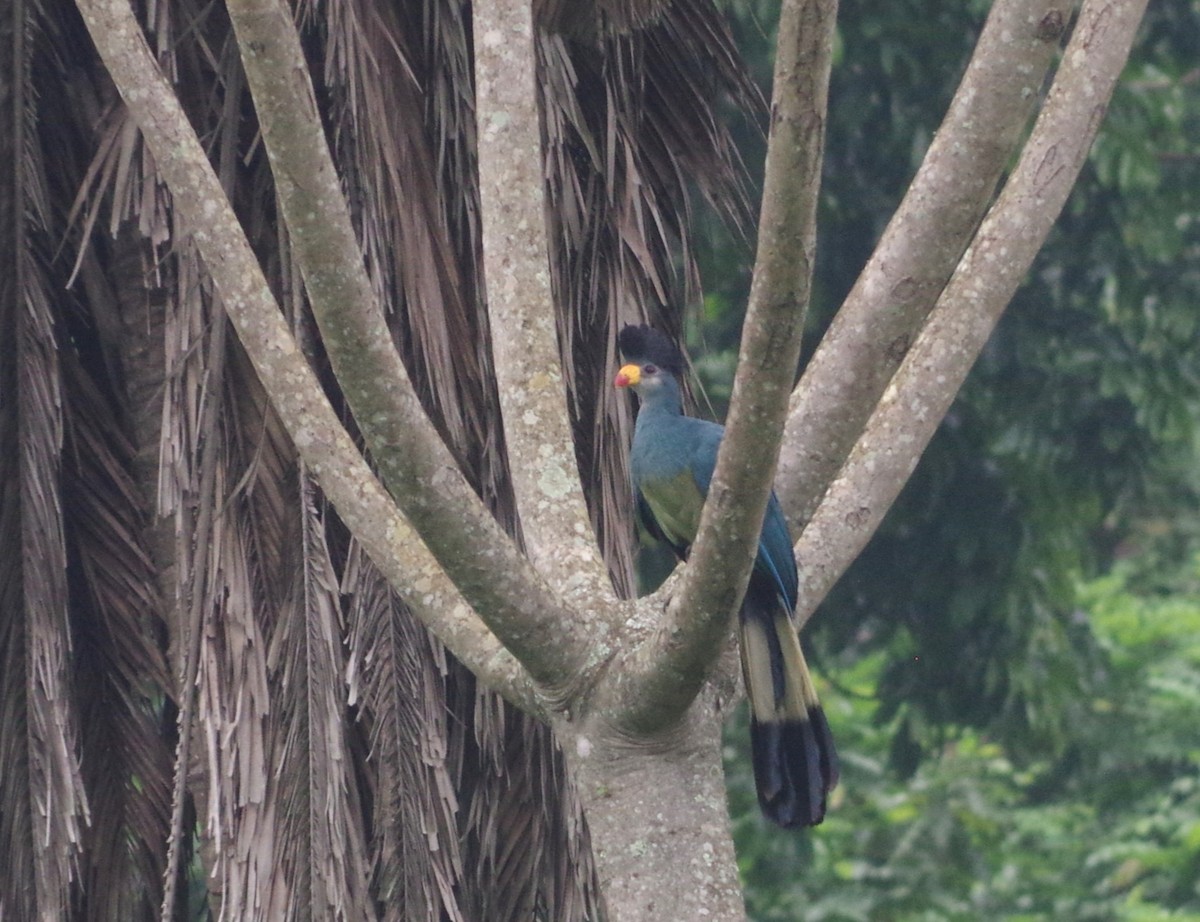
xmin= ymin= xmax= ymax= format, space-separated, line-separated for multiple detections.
xmin=473 ymin=0 xmax=616 ymax=605
xmin=613 ymin=0 xmax=838 ymax=732
xmin=217 ymin=0 xmax=596 ymax=690
xmin=777 ymin=0 xmax=1074 ymax=527
xmin=72 ymin=0 xmax=549 ymax=707
xmin=791 ymin=0 xmax=1149 ymax=627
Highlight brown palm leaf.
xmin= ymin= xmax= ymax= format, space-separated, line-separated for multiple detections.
xmin=344 ymin=542 xmax=467 ymax=922
xmin=538 ymin=4 xmax=761 ymax=597
xmin=2 ymin=0 xmax=758 ymax=917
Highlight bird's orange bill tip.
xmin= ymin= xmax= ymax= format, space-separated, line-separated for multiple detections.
xmin=614 ymin=364 xmax=640 ymax=388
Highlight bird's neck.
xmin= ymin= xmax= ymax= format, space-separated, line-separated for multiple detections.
xmin=636 ymin=376 xmax=685 ymax=423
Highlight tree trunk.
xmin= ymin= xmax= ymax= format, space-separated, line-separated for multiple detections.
xmin=564 ymin=694 xmax=746 ymax=921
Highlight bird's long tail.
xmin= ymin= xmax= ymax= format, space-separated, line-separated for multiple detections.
xmin=739 ymin=582 xmax=839 ymax=828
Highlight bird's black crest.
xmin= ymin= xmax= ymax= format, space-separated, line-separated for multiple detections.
xmin=617 ymin=324 xmax=686 ymax=377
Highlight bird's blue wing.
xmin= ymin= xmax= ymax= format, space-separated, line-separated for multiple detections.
xmin=666 ymin=426 xmax=798 ymax=613
xmin=755 ymin=494 xmax=798 ymax=612
xmin=634 ymin=416 xmax=798 ymax=612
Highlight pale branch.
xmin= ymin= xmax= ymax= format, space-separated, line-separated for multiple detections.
xmin=612 ymin=0 xmax=838 ymax=733
xmin=778 ymin=0 xmax=1074 ymax=527
xmin=73 ymin=0 xmax=543 ymax=708
xmin=216 ymin=0 xmax=597 ymax=690
xmin=473 ymin=0 xmax=616 ymax=604
xmin=791 ymin=0 xmax=1149 ymax=627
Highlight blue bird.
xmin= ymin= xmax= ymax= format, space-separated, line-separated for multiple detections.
xmin=615 ymin=324 xmax=838 ymax=827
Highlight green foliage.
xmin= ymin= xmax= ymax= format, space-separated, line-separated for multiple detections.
xmin=705 ymin=0 xmax=1200 ymax=914
xmin=700 ymin=0 xmax=1200 ymax=758
xmin=730 ymin=561 xmax=1200 ymax=919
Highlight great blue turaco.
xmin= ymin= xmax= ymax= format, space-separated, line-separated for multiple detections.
xmin=614 ymin=324 xmax=839 ymax=828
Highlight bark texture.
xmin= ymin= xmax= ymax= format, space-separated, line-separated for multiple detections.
xmin=565 ymin=691 xmax=746 ymax=921
xmin=791 ymin=0 xmax=1149 ymax=627
xmin=778 ymin=0 xmax=1074 ymax=526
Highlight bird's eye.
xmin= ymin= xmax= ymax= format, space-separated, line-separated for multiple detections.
xmin=643 ymin=364 xmax=658 ymax=375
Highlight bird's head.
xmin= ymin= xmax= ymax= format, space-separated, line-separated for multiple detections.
xmin=613 ymin=324 xmax=686 ymax=395
xmin=613 ymin=360 xmax=664 ymax=393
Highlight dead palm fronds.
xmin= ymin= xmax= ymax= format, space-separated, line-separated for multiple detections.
xmin=0 ymin=0 xmax=757 ymax=918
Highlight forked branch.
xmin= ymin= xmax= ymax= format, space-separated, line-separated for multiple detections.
xmin=778 ymin=0 xmax=1076 ymax=527
xmin=791 ymin=0 xmax=1149 ymax=627
xmin=221 ymin=0 xmax=596 ymax=687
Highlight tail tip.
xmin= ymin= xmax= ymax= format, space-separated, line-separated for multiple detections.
xmin=752 ymin=706 xmax=839 ymax=829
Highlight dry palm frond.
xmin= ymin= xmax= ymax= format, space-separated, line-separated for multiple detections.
xmin=0 ymin=257 xmax=90 ymax=922
xmin=536 ymin=0 xmax=673 ymax=39
xmin=539 ymin=1 xmax=762 ymax=597
xmin=172 ymin=306 xmax=277 ymax=920
xmin=35 ymin=23 xmax=179 ymax=912
xmin=61 ymin=341 xmax=173 ymax=921
xmin=57 ymin=2 xmax=286 ymax=908
xmin=344 ymin=543 xmax=466 ymax=922
xmin=459 ymin=696 xmax=600 ymax=922
xmin=266 ymin=470 xmax=371 ymax=921
xmin=9 ymin=0 xmax=758 ymax=916
xmin=0 ymin=0 xmax=91 ymax=914
xmin=0 ymin=3 xmax=36 ymax=906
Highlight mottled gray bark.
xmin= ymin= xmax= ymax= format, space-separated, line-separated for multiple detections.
xmin=791 ymin=0 xmax=1149 ymax=628
xmin=564 ymin=688 xmax=746 ymax=922
xmin=777 ymin=0 xmax=1074 ymax=527
xmin=473 ymin=0 xmax=617 ymax=607
xmin=73 ymin=0 xmax=535 ymax=708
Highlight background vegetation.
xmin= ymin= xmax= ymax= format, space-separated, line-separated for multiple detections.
xmin=5 ymin=0 xmax=1195 ymax=915
xmin=701 ymin=2 xmax=1200 ymax=917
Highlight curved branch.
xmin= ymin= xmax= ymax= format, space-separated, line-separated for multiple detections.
xmin=473 ymin=0 xmax=616 ymax=604
xmin=777 ymin=0 xmax=1074 ymax=527
xmin=791 ymin=0 xmax=1149 ymax=627
xmin=612 ymin=0 xmax=838 ymax=733
xmin=73 ymin=0 xmax=551 ymax=706
xmin=223 ymin=0 xmax=595 ymax=689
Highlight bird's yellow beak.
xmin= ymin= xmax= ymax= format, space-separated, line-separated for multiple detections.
xmin=613 ymin=364 xmax=640 ymax=388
